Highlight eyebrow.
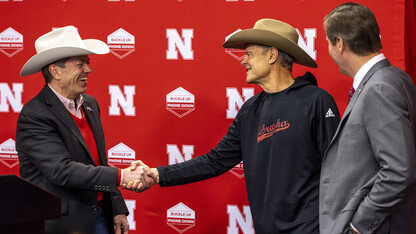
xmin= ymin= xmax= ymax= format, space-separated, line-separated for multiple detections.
xmin=75 ymin=58 xmax=90 ymax=64
xmin=71 ymin=56 xmax=90 ymax=62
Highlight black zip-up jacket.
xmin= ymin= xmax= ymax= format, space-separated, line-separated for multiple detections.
xmin=157 ymin=72 xmax=340 ymax=233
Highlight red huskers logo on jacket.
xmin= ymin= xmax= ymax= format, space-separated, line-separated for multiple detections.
xmin=257 ymin=119 xmax=290 ymax=143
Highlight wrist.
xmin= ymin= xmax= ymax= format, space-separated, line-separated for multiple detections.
xmin=119 ymin=168 xmax=123 ymax=186
xmin=151 ymin=168 xmax=160 ymax=184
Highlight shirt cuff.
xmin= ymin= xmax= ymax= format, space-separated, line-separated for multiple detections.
xmin=118 ymin=168 xmax=123 ymax=186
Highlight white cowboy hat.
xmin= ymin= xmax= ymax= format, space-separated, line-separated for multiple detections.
xmin=20 ymin=26 xmax=109 ymax=76
xmin=222 ymin=19 xmax=317 ymax=68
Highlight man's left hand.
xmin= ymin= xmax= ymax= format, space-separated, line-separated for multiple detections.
xmin=114 ymin=214 xmax=129 ymax=234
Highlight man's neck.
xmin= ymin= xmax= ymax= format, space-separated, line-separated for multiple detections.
xmin=49 ymin=82 xmax=77 ymax=100
xmin=348 ymin=52 xmax=381 ymax=78
xmin=261 ymin=68 xmax=294 ymax=93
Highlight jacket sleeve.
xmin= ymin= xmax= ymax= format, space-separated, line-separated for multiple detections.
xmin=158 ymin=116 xmax=243 ymax=187
xmin=351 ymin=81 xmax=416 ymax=233
xmin=110 ymin=189 xmax=129 ymax=216
xmin=312 ymin=91 xmax=340 ymax=157
xmin=16 ymin=102 xmax=119 ymax=193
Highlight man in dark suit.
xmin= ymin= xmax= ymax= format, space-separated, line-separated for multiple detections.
xmin=320 ymin=3 xmax=416 ymax=234
xmin=16 ymin=26 xmax=142 ymax=234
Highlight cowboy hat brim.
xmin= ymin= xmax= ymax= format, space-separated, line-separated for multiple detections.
xmin=222 ymin=29 xmax=317 ymax=68
xmin=20 ymin=39 xmax=109 ymax=77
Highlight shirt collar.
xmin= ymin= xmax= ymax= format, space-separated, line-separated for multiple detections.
xmin=48 ymin=84 xmax=84 ymax=114
xmin=352 ymin=53 xmax=386 ymax=90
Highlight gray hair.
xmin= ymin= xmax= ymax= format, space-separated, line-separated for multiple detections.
xmin=260 ymin=45 xmax=294 ymax=72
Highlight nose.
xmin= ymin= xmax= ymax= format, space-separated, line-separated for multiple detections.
xmin=84 ymin=64 xmax=92 ymax=73
xmin=241 ymin=56 xmax=248 ymax=66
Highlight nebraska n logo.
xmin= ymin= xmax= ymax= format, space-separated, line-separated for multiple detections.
xmin=0 ymin=83 xmax=23 ymax=113
xmin=296 ymin=28 xmax=317 ymax=60
xmin=167 ymin=144 xmax=194 ymax=165
xmin=227 ymin=205 xmax=254 ymax=234
xmin=109 ymin=85 xmax=136 ymax=116
xmin=226 ymin=87 xmax=254 ymax=119
xmin=166 ymin=29 xmax=194 ymax=60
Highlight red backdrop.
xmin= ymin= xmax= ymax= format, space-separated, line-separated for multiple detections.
xmin=0 ymin=0 xmax=414 ymax=233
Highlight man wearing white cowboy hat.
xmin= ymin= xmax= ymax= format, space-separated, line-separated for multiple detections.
xmin=16 ymin=26 xmax=144 ymax=234
xmin=123 ymin=19 xmax=340 ymax=233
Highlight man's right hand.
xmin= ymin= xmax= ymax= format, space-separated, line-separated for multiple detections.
xmin=121 ymin=160 xmax=158 ymax=193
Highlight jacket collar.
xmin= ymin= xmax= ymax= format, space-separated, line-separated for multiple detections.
xmin=323 ymin=59 xmax=391 ymax=159
xmin=41 ymin=85 xmax=95 ymax=163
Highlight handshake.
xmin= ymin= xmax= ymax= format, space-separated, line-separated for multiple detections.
xmin=121 ymin=160 xmax=158 ymax=193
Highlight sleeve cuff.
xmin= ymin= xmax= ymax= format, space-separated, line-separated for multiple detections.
xmin=118 ymin=168 xmax=123 ymax=186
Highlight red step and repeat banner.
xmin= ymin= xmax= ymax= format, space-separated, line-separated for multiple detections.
xmin=0 ymin=0 xmax=413 ymax=233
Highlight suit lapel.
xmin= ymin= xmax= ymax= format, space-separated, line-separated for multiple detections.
xmin=324 ymin=59 xmax=391 ymax=159
xmin=42 ymin=85 xmax=94 ymax=163
xmin=343 ymin=59 xmax=391 ymax=117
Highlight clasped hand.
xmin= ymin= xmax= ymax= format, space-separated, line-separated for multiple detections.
xmin=121 ymin=160 xmax=158 ymax=193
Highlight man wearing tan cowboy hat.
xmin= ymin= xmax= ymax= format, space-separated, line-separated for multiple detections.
xmin=123 ymin=19 xmax=340 ymax=233
xmin=16 ymin=26 xmax=145 ymax=234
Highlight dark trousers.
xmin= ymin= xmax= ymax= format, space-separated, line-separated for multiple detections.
xmin=95 ymin=208 xmax=109 ymax=234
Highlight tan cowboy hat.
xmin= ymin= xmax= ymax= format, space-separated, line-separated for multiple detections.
xmin=21 ymin=26 xmax=109 ymax=76
xmin=222 ymin=18 xmax=317 ymax=68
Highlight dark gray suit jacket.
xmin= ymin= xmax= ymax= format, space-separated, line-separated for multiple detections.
xmin=320 ymin=59 xmax=416 ymax=234
xmin=16 ymin=85 xmax=128 ymax=234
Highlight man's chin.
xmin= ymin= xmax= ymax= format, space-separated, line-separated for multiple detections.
xmin=245 ymin=78 xmax=254 ymax=84
xmin=79 ymin=87 xmax=87 ymax=94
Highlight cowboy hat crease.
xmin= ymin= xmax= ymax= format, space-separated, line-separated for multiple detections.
xmin=21 ymin=26 xmax=109 ymax=77
xmin=223 ymin=18 xmax=317 ymax=68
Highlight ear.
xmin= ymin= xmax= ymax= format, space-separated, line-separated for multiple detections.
xmin=268 ymin=47 xmax=279 ymax=64
xmin=335 ymin=37 xmax=346 ymax=54
xmin=49 ymin=64 xmax=60 ymax=79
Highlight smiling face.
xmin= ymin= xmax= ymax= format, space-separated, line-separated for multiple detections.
xmin=240 ymin=44 xmax=271 ymax=85
xmin=52 ymin=55 xmax=92 ymax=100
